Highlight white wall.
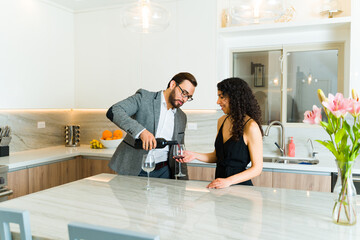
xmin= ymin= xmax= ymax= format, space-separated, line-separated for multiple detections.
xmin=349 ymin=0 xmax=360 ymax=96
xmin=0 ymin=0 xmax=74 ymax=109
xmin=74 ymin=0 xmax=218 ymax=110
xmin=1 ymin=0 xmax=356 ymax=110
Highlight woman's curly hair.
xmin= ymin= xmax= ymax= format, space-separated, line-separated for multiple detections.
xmin=217 ymin=77 xmax=264 ymax=140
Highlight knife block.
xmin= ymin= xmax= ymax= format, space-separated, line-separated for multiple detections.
xmin=0 ymin=146 xmax=9 ymax=157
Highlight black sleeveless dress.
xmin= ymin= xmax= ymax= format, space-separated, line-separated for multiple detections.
xmin=214 ymin=117 xmax=253 ymax=186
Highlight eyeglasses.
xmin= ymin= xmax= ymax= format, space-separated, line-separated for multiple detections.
xmin=176 ymin=83 xmax=193 ymax=102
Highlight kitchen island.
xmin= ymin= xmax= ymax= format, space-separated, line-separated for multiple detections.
xmin=2 ymin=145 xmax=360 ymax=173
xmin=0 ymin=173 xmax=359 ymax=240
xmin=2 ymin=145 xmax=360 ymax=197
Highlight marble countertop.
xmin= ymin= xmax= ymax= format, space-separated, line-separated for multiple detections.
xmin=0 ymin=145 xmax=115 ymax=171
xmin=0 ymin=174 xmax=359 ymax=240
xmin=1 ymin=145 xmax=360 ymax=174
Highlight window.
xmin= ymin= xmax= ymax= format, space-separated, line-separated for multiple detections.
xmin=232 ymin=43 xmax=344 ymax=124
xmin=233 ymin=50 xmax=282 ymax=124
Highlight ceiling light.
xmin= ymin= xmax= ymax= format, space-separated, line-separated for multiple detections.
xmin=307 ymin=73 xmax=312 ymax=85
xmin=122 ymin=0 xmax=170 ymax=33
xmin=273 ymin=78 xmax=279 ymax=86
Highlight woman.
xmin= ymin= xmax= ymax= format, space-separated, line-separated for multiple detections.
xmin=180 ymin=77 xmax=263 ymax=188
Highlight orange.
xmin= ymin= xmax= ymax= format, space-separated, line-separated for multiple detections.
xmin=113 ymin=130 xmax=123 ymax=138
xmin=102 ymin=130 xmax=112 ymax=139
xmin=105 ymin=137 xmax=113 ymax=140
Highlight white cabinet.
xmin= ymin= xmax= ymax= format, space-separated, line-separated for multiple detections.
xmin=0 ymin=0 xmax=74 ymax=109
xmin=175 ymin=0 xmax=218 ymax=110
xmin=74 ymin=8 xmax=142 ymax=109
xmin=74 ymin=0 xmax=218 ymax=110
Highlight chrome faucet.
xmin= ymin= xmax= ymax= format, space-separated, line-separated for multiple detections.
xmin=264 ymin=121 xmax=286 ymax=156
xmin=307 ymin=139 xmax=318 ymax=158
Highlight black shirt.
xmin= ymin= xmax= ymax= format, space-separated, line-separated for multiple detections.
xmin=214 ymin=117 xmax=253 ymax=186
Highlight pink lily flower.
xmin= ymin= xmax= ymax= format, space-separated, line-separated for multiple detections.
xmin=303 ymin=105 xmax=322 ymax=124
xmin=349 ymin=98 xmax=360 ymax=117
xmin=322 ymin=93 xmax=352 ymax=118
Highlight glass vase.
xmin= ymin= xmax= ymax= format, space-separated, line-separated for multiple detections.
xmin=332 ymin=160 xmax=357 ymax=225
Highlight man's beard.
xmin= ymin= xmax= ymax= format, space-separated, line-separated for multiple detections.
xmin=169 ymin=89 xmax=183 ymax=108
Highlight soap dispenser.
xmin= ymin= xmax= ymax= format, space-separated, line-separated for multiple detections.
xmin=288 ymin=137 xmax=295 ymax=157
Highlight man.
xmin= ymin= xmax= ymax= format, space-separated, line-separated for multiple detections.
xmin=106 ymin=72 xmax=197 ymax=179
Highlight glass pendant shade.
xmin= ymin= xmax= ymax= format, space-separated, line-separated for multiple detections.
xmin=229 ymin=0 xmax=285 ymax=24
xmin=320 ymin=0 xmax=342 ymax=18
xmin=123 ymin=0 xmax=170 ymax=33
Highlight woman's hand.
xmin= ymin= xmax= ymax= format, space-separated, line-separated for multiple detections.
xmin=207 ymin=178 xmax=232 ymax=189
xmin=176 ymin=150 xmax=196 ymax=163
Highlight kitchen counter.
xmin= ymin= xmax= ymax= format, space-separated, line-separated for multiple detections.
xmin=0 ymin=145 xmax=114 ymax=171
xmin=1 ymin=145 xmax=360 ymax=174
xmin=0 ymin=173 xmax=359 ymax=240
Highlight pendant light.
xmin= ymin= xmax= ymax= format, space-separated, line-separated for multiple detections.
xmin=122 ymin=0 xmax=170 ymax=33
xmin=229 ymin=0 xmax=285 ymax=25
xmin=320 ymin=0 xmax=342 ymax=18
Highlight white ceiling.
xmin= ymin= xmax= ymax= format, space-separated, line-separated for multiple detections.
xmin=42 ymin=0 xmax=172 ymax=12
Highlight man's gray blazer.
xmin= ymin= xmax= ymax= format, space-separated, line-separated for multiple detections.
xmin=107 ymin=88 xmax=188 ymax=179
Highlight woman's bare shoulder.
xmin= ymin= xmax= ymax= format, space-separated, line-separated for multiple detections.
xmin=244 ymin=119 xmax=262 ymax=136
xmin=217 ymin=115 xmax=227 ymax=130
xmin=218 ymin=115 xmax=227 ymax=122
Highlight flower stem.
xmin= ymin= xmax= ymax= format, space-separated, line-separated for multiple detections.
xmin=337 ymin=173 xmax=351 ymax=223
xmin=342 ymin=178 xmax=350 ymax=221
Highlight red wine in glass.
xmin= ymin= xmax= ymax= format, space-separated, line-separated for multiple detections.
xmin=174 ymin=156 xmax=184 ymax=161
xmin=173 ymin=144 xmax=186 ymax=177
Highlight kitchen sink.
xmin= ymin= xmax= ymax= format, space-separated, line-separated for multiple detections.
xmin=263 ymin=156 xmax=319 ymax=165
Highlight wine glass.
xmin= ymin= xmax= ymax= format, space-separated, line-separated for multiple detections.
xmin=142 ymin=153 xmax=155 ymax=190
xmin=173 ymin=144 xmax=186 ymax=178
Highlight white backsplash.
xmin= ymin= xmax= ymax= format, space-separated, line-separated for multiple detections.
xmin=0 ymin=110 xmax=120 ymax=152
xmin=184 ymin=110 xmax=335 ymax=161
xmin=0 ymin=110 xmax=71 ymax=152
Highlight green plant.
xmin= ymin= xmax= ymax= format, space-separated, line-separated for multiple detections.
xmin=303 ymin=89 xmax=360 ymax=225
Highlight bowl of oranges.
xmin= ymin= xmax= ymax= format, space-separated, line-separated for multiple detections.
xmin=100 ymin=130 xmax=124 ymax=148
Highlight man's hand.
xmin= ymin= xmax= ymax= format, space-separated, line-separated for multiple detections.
xmin=139 ymin=130 xmax=157 ymax=150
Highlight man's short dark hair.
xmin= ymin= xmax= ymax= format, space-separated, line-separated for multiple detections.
xmin=167 ymin=72 xmax=197 ymax=88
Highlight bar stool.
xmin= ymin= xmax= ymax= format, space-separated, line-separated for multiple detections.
xmin=68 ymin=222 xmax=159 ymax=240
xmin=0 ymin=207 xmax=32 ymax=240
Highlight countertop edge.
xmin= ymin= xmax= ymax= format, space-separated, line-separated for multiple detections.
xmin=2 ymin=145 xmax=360 ymax=174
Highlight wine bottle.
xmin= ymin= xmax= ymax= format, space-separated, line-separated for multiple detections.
xmin=134 ymin=138 xmax=178 ymax=149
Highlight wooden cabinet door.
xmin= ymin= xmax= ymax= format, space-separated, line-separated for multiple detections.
xmin=251 ymin=171 xmax=273 ymax=188
xmin=80 ymin=158 xmax=116 ymax=179
xmin=272 ymin=172 xmax=331 ymax=192
xmin=8 ymin=157 xmax=115 ymax=199
xmin=28 ymin=162 xmax=62 ymax=193
xmin=61 ymin=158 xmax=80 ymax=184
xmin=28 ymin=158 xmax=81 ymax=194
xmin=7 ymin=169 xmax=29 ymax=199
xmin=187 ymin=166 xmax=215 ymax=181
